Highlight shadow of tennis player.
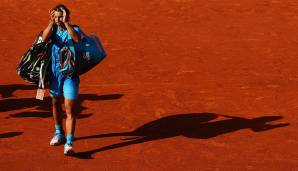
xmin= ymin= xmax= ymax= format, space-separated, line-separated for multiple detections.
xmin=4 ymin=93 xmax=123 ymax=118
xmin=74 ymin=113 xmax=289 ymax=159
xmin=0 ymin=84 xmax=36 ymax=98
xmin=0 ymin=132 xmax=23 ymax=138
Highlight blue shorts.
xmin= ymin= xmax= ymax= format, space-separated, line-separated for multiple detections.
xmin=50 ymin=74 xmax=80 ymax=100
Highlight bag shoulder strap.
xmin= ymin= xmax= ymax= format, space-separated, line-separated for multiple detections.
xmin=66 ymin=31 xmax=76 ymax=63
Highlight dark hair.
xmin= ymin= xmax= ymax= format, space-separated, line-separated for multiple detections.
xmin=52 ymin=4 xmax=70 ymax=16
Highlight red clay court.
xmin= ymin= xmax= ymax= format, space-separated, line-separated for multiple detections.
xmin=0 ymin=0 xmax=297 ymax=170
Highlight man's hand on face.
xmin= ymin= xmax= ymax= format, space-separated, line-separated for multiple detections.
xmin=61 ymin=9 xmax=69 ymax=23
xmin=49 ymin=9 xmax=55 ymax=26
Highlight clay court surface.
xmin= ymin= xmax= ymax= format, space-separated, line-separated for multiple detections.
xmin=1 ymin=0 xmax=298 ymax=170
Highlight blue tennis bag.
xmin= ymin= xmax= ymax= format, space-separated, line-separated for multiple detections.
xmin=74 ymin=35 xmax=106 ymax=75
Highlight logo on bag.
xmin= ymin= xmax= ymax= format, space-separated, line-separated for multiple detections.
xmin=59 ymin=46 xmax=75 ymax=76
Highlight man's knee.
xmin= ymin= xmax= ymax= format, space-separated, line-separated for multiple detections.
xmin=52 ymin=96 xmax=62 ymax=107
xmin=64 ymin=99 xmax=76 ymax=115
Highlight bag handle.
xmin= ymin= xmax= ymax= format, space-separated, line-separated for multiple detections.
xmin=38 ymin=61 xmax=45 ymax=89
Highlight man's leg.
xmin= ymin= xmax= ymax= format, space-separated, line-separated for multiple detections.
xmin=64 ymin=98 xmax=77 ymax=155
xmin=52 ymin=96 xmax=63 ymax=126
xmin=50 ymin=96 xmax=65 ymax=146
xmin=65 ymin=98 xmax=77 ymax=136
xmin=63 ymin=76 xmax=79 ymax=155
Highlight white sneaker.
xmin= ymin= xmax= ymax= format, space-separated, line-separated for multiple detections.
xmin=50 ymin=134 xmax=65 ymax=146
xmin=64 ymin=144 xmax=74 ymax=155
